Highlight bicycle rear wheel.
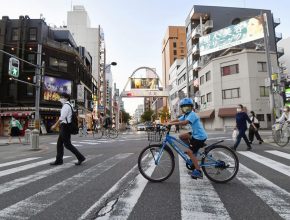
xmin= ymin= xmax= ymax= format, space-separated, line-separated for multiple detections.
xmin=93 ymin=128 xmax=104 ymax=139
xmin=108 ymin=128 xmax=118 ymax=139
xmin=201 ymin=145 xmax=239 ymax=183
xmin=138 ymin=144 xmax=175 ymax=182
xmin=273 ymin=129 xmax=289 ymax=147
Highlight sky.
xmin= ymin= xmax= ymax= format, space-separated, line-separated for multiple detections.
xmin=1 ymin=0 xmax=289 ymax=115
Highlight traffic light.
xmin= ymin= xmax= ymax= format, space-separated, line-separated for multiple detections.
xmin=8 ymin=57 xmax=20 ymax=78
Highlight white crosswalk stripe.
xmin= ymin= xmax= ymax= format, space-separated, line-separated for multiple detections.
xmin=239 ymin=151 xmax=290 ymax=177
xmin=0 ymin=150 xmax=290 ymax=219
xmin=0 ymin=157 xmax=41 ymax=168
xmin=179 ymin=156 xmax=230 ymax=220
xmin=0 ymin=156 xmax=70 ymax=178
xmin=0 ymin=153 xmax=133 ymax=219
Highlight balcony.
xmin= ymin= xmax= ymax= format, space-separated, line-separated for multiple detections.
xmin=192 ymin=44 xmax=200 ymax=56
xmin=273 ymin=17 xmax=280 ymax=28
xmin=203 ymin=20 xmax=213 ymax=32
xmin=192 ymin=60 xmax=202 ymax=71
xmin=277 ymin=47 xmax=284 ymax=58
xmin=191 ymin=25 xmax=201 ymax=39
xmin=275 ymin=32 xmax=282 ymax=42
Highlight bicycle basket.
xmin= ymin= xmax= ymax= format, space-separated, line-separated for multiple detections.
xmin=147 ymin=131 xmax=162 ymax=142
xmin=273 ymin=123 xmax=283 ymax=131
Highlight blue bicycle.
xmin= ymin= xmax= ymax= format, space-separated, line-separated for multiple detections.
xmin=138 ymin=126 xmax=239 ymax=183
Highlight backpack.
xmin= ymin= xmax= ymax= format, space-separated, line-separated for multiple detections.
xmin=65 ymin=103 xmax=79 ymax=135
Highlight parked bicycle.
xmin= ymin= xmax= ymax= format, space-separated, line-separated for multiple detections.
xmin=93 ymin=126 xmax=119 ymax=139
xmin=272 ymin=122 xmax=289 ymax=147
xmin=138 ymin=126 xmax=239 ymax=183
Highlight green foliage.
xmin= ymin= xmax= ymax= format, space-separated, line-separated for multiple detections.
xmin=121 ymin=110 xmax=131 ymax=123
xmin=141 ymin=110 xmax=154 ymax=122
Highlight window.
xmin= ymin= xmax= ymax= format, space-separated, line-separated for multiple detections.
xmin=187 ymin=55 xmax=192 ymax=66
xmin=221 ymin=64 xmax=239 ymax=76
xmin=256 ymin=114 xmax=265 ymax=121
xmin=49 ymin=57 xmax=68 ymax=72
xmin=267 ymin=114 xmax=271 ymax=122
xmin=222 ymin=88 xmax=240 ymax=99
xmin=181 ymin=49 xmax=184 ymax=54
xmin=173 ymin=50 xmax=177 ymax=55
xmin=258 ymin=62 xmax=267 ymax=72
xmin=260 ymin=86 xmax=269 ymax=97
xmin=205 ymin=71 xmax=211 ymax=81
xmin=201 ymin=95 xmax=206 ymax=104
xmin=27 ymin=84 xmax=34 ymax=96
xmin=29 ymin=28 xmax=37 ymax=41
xmin=173 ymin=42 xmax=177 ymax=48
xmin=11 ymin=28 xmax=19 ymax=41
xmin=180 ymin=42 xmax=184 ymax=47
xmin=200 ymin=75 xmax=205 ymax=85
xmin=206 ymin=92 xmax=212 ymax=102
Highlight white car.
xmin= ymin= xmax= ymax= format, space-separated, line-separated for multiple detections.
xmin=137 ymin=123 xmax=146 ymax=131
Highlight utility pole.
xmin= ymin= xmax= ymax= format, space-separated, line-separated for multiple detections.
xmin=262 ymin=13 xmax=275 ymax=124
xmin=34 ymin=44 xmax=42 ymax=130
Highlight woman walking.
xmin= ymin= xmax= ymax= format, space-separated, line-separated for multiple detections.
xmin=248 ymin=111 xmax=263 ymax=144
xmin=8 ymin=117 xmax=23 ymax=144
xmin=232 ymin=104 xmax=257 ymax=151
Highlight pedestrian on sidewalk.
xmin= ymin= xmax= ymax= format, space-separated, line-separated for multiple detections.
xmin=50 ymin=93 xmax=86 ymax=166
xmin=248 ymin=111 xmax=263 ymax=144
xmin=8 ymin=117 xmax=23 ymax=144
xmin=175 ymin=124 xmax=180 ymax=133
xmin=232 ymin=104 xmax=257 ymax=151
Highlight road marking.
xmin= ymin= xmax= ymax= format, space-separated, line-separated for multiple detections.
xmin=71 ymin=141 xmax=100 ymax=145
xmin=90 ymin=157 xmax=155 ymax=219
xmin=0 ymin=153 xmax=133 ymax=219
xmin=179 ymin=156 xmax=230 ymax=220
xmin=239 ymin=151 xmax=290 ymax=177
xmin=0 ymin=157 xmax=41 ymax=168
xmin=237 ymin=163 xmax=290 ymax=219
xmin=207 ymin=137 xmax=228 ymax=140
xmin=79 ymin=154 xmax=150 ymax=220
xmin=0 ymin=155 xmax=102 ymax=196
xmin=265 ymin=150 xmax=290 ymax=160
xmin=0 ymin=156 xmax=70 ymax=178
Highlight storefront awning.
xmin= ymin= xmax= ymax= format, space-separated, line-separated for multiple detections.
xmin=218 ymin=108 xmax=237 ymax=117
xmin=0 ymin=111 xmax=34 ymax=117
xmin=197 ymin=109 xmax=215 ymax=119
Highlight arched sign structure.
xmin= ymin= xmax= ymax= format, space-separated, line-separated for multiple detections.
xmin=116 ymin=67 xmax=170 ymax=129
xmin=120 ymin=67 xmax=169 ymax=98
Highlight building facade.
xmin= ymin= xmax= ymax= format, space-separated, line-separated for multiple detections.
xmin=184 ymin=5 xmax=282 ymax=129
xmin=161 ymin=26 xmax=187 ymax=109
xmin=67 ymin=5 xmax=107 ymax=115
xmin=0 ymin=16 xmax=93 ymax=135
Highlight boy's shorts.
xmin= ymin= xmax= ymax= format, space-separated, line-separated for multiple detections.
xmin=188 ymin=132 xmax=206 ymax=153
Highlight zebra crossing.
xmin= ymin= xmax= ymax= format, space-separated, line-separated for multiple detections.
xmin=0 ymin=149 xmax=290 ymax=219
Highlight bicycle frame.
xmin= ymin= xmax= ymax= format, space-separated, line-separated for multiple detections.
xmin=155 ymin=132 xmax=221 ymax=168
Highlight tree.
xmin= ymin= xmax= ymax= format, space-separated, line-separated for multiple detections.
xmin=120 ymin=110 xmax=131 ymax=124
xmin=158 ymin=106 xmax=170 ymax=123
xmin=141 ymin=110 xmax=154 ymax=122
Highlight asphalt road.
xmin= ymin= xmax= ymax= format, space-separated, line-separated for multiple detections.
xmin=0 ymin=130 xmax=290 ymax=220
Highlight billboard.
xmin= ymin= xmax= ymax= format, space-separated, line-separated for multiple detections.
xmin=43 ymin=76 xmax=72 ymax=101
xmin=131 ymin=78 xmax=159 ymax=89
xmin=121 ymin=90 xmax=169 ymax=97
xmin=199 ymin=16 xmax=264 ymax=56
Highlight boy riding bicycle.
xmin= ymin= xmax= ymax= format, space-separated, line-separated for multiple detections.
xmin=166 ymin=98 xmax=207 ymax=179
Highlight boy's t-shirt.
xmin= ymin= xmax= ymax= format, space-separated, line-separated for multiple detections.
xmin=179 ymin=111 xmax=207 ymax=140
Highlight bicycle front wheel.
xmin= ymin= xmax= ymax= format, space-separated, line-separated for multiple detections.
xmin=201 ymin=145 xmax=239 ymax=183
xmin=273 ymin=129 xmax=289 ymax=147
xmin=138 ymin=144 xmax=175 ymax=182
xmin=93 ymin=128 xmax=104 ymax=139
xmin=108 ymin=128 xmax=118 ymax=139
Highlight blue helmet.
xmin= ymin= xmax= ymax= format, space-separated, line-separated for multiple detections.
xmin=179 ymin=98 xmax=194 ymax=107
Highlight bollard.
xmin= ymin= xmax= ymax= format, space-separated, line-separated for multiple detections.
xmin=24 ymin=129 xmax=31 ymax=145
xmin=31 ymin=129 xmax=40 ymax=150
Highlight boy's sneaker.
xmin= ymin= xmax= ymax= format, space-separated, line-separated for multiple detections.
xmin=191 ymin=169 xmax=203 ymax=179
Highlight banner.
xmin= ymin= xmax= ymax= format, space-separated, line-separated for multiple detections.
xmin=77 ymin=84 xmax=85 ymax=102
xmin=121 ymin=90 xmax=169 ymax=97
xmin=43 ymin=76 xmax=72 ymax=101
xmin=199 ymin=16 xmax=264 ymax=56
xmin=131 ymin=78 xmax=159 ymax=89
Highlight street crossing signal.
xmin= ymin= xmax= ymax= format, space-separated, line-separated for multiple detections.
xmin=8 ymin=57 xmax=20 ymax=78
